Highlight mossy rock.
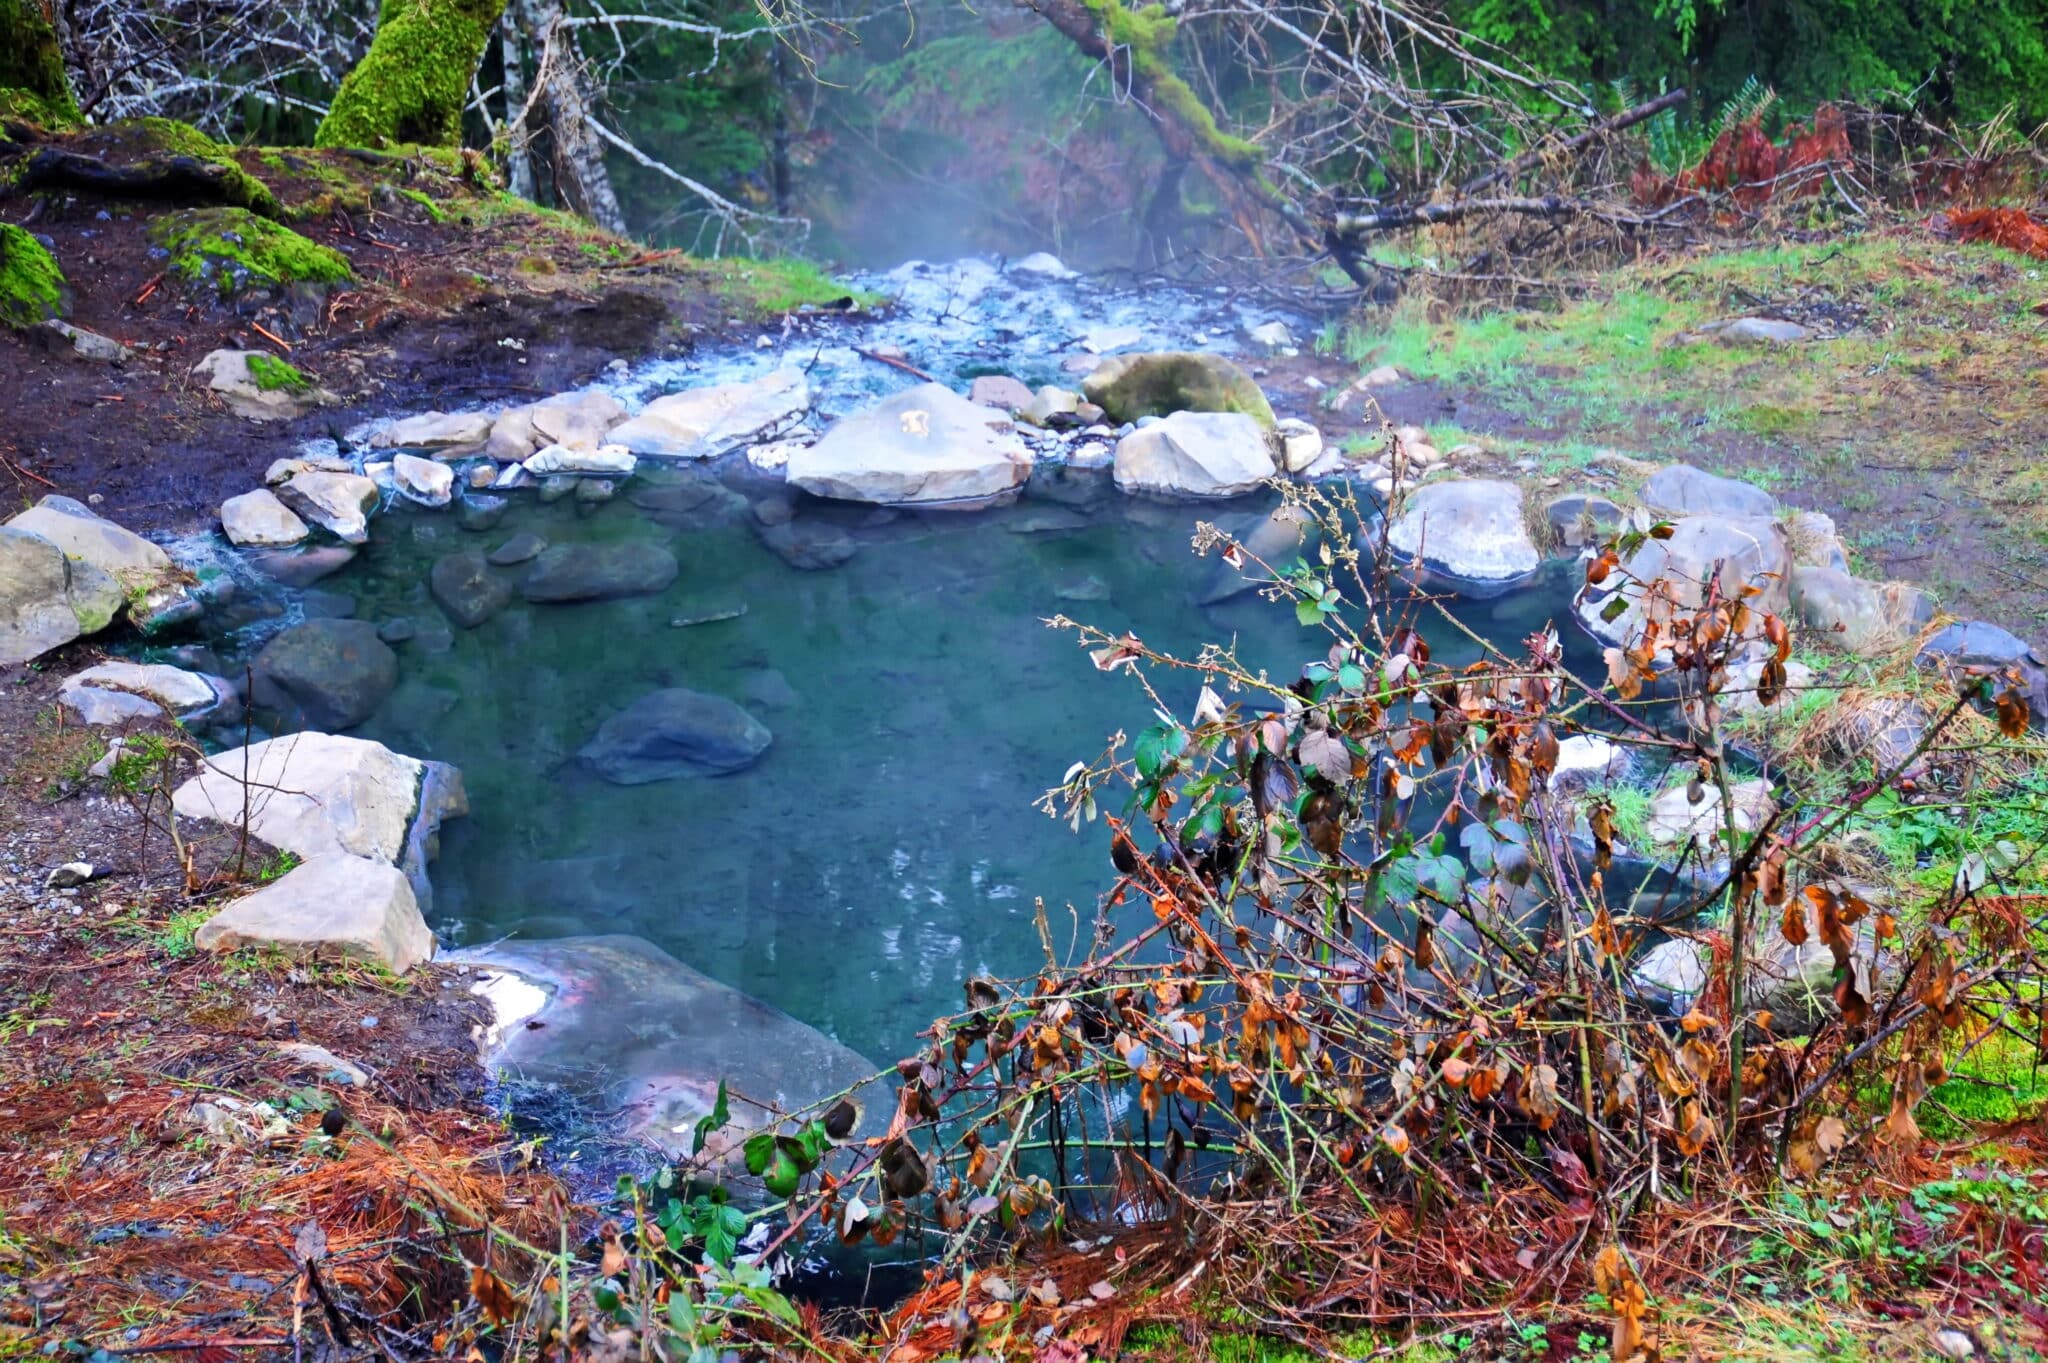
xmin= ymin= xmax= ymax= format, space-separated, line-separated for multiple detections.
xmin=148 ymin=208 xmax=352 ymax=299
xmin=117 ymin=118 xmax=279 ymax=216
xmin=247 ymin=353 xmax=310 ymax=392
xmin=1082 ymin=351 xmax=1276 ymax=428
xmin=0 ymin=222 xmax=67 ymax=328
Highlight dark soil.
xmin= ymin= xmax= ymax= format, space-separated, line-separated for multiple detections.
xmin=0 ymin=122 xmax=771 ymax=538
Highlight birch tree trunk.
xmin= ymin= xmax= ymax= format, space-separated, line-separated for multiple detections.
xmin=516 ymin=0 xmax=626 ymax=234
xmin=499 ymin=8 xmax=535 ymax=200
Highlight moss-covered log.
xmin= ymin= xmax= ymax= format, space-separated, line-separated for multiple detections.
xmin=315 ymin=0 xmax=508 ymax=149
xmin=0 ymin=0 xmax=82 ymax=128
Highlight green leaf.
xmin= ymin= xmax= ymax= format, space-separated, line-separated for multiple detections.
xmin=717 ymin=1204 xmax=749 ymax=1241
xmin=742 ymin=1131 xmax=775 ymax=1176
xmin=616 ymin=1173 xmax=638 ymax=1200
xmin=762 ymin=1147 xmax=802 ymax=1199
xmin=690 ymin=1080 xmax=731 ymax=1156
xmin=1600 ymin=594 xmax=1630 ymax=623
xmin=1296 ymin=598 xmax=1325 ymax=627
xmin=796 ymin=1119 xmax=832 ymax=1165
xmin=1134 ymin=723 xmax=1187 ymax=779
xmin=702 ymin=1223 xmax=736 ymax=1267
xmin=1337 ymin=662 xmax=1365 ymax=692
xmin=740 ymin=1284 xmax=805 ymax=1332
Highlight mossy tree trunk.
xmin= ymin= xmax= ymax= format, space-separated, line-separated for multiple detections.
xmin=0 ymin=0 xmax=83 ymax=128
xmin=315 ymin=0 xmax=508 ymax=149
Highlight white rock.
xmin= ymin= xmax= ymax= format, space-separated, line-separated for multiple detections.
xmin=173 ymin=733 xmax=466 ymax=906
xmin=1550 ymin=734 xmax=1630 ymax=792
xmin=275 ymin=471 xmax=381 ymax=544
xmin=1275 ymin=418 xmax=1324 ymax=474
xmin=745 ymin=437 xmax=809 ymax=474
xmin=1010 ymin=252 xmax=1076 ymax=279
xmin=0 ymin=526 xmax=123 ymax=665
xmin=195 ymin=854 xmax=433 ymax=974
xmin=46 ymin=862 xmax=95 ymax=890
xmin=1386 ymin=479 xmax=1540 ymax=595
xmin=391 ymin=453 xmax=454 ymax=507
xmin=275 ymin=1041 xmax=372 ymax=1086
xmin=787 ymin=383 xmax=1032 ymax=504
xmin=265 ymin=455 xmax=352 ymax=485
xmin=1112 ymin=411 xmax=1275 ymax=498
xmin=1646 ymin=777 xmax=1774 ymax=850
xmin=60 ymin=661 xmax=236 ymax=725
xmin=609 ymin=368 xmax=810 ymax=459
xmin=1247 ymin=320 xmax=1295 ymax=353
xmin=371 ymin=411 xmax=493 ymax=450
xmin=221 ymin=488 xmax=309 ymax=547
xmin=1363 ymin=365 xmax=1403 ymax=385
xmin=6 ymin=495 xmax=172 ymax=589
xmin=523 ymin=443 xmax=637 ymax=477
xmin=493 ymin=463 xmax=531 ymax=490
xmin=191 ymin=349 xmax=332 ymax=422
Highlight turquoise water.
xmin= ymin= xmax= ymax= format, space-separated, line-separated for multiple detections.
xmin=263 ymin=479 xmax=1595 ymax=1065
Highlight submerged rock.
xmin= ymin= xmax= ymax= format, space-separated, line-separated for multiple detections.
xmin=1386 ymin=479 xmax=1541 ymax=598
xmin=1113 ymin=411 xmax=1274 ymax=498
xmin=1198 ymin=504 xmax=1316 ymax=604
xmin=453 ymin=934 xmax=884 ymax=1169
xmin=429 ymin=551 xmax=514 ymax=628
xmin=487 ymin=532 xmax=548 ymax=566
xmin=787 ymin=384 xmax=1033 ymax=504
xmin=197 ymin=854 xmax=432 ymax=974
xmin=519 ymin=542 xmax=678 ymax=603
xmin=1083 ymin=352 xmax=1276 ymax=428
xmin=757 ymin=518 xmax=858 ymax=570
xmin=609 ymin=368 xmax=810 ymax=459
xmin=251 ymin=619 xmax=399 ymax=730
xmin=579 ymin=688 xmax=771 ymax=784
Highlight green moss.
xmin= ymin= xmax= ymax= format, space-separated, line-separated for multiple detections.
xmin=0 ymin=222 xmax=66 ymax=329
xmin=117 ymin=118 xmax=280 ymax=217
xmin=1082 ymin=351 xmax=1277 ymax=427
xmin=148 ymin=208 xmax=353 ymax=298
xmin=245 ymin=353 xmax=310 ymax=392
xmin=314 ymin=0 xmax=508 ymax=149
xmin=1077 ymin=0 xmax=1261 ymax=168
xmin=0 ymin=0 xmax=82 ymax=129
xmin=398 ymin=186 xmax=449 ymax=223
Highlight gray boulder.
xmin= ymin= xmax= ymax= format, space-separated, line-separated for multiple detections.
xmin=1082 ymin=352 xmax=1276 ymax=427
xmin=519 ymin=542 xmax=679 ymax=603
xmin=451 ymin=935 xmax=883 ymax=1171
xmin=1638 ymin=464 xmax=1778 ymax=520
xmin=1789 ymin=566 xmax=1932 ymax=655
xmin=251 ymin=619 xmax=399 ymax=730
xmin=969 ymin=375 xmax=1035 ymax=412
xmin=0 ymin=526 xmax=124 ymax=665
xmin=1113 ymin=411 xmax=1275 ymax=498
xmin=429 ymin=551 xmax=514 ymax=629
xmin=787 ymin=384 xmax=1033 ymax=505
xmin=1579 ymin=514 xmax=1791 ymax=649
xmin=1387 ymin=479 xmax=1541 ymax=598
xmin=1917 ymin=619 xmax=2048 ymax=731
xmin=1545 ymin=493 xmax=1625 ymax=550
xmin=579 ymin=688 xmax=771 ymax=784
xmin=59 ymin=661 xmax=239 ymax=728
xmin=7 ymin=496 xmax=173 ymax=591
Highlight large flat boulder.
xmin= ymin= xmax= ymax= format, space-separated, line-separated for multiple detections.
xmin=786 ymin=383 xmax=1033 ymax=504
xmin=609 ymin=368 xmax=810 ymax=459
xmin=1113 ymin=411 xmax=1275 ymax=498
xmin=251 ymin=618 xmax=399 ymax=730
xmin=1916 ymin=619 xmax=2048 ymax=732
xmin=1578 ymin=515 xmax=1791 ymax=650
xmin=6 ymin=496 xmax=173 ymax=591
xmin=1638 ymin=464 xmax=1778 ymax=520
xmin=196 ymin=854 xmax=433 ymax=974
xmin=453 ymin=935 xmax=882 ymax=1168
xmin=1789 ymin=566 xmax=1932 ymax=655
xmin=1198 ymin=504 xmax=1316 ymax=604
xmin=1082 ymin=352 xmax=1276 ymax=427
xmin=173 ymin=732 xmax=466 ymax=906
xmin=0 ymin=526 xmax=124 ymax=665
xmin=371 ymin=410 xmax=493 ymax=451
xmin=429 ymin=551 xmax=514 ymax=628
xmin=1387 ymin=479 xmax=1541 ymax=598
xmin=579 ymin=688 xmax=771 ymax=784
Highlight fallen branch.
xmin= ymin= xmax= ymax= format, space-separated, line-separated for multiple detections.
xmin=855 ymin=348 xmax=936 ymax=382
xmin=11 ymin=149 xmax=272 ymax=215
xmin=1459 ymin=88 xmax=1688 ymax=196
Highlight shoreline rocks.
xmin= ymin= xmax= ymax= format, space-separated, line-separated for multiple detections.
xmin=578 ymin=688 xmax=772 ymax=784
xmin=788 ymin=383 xmax=1033 ymax=505
xmin=1113 ymin=411 xmax=1275 ymax=498
xmin=1386 ymin=479 xmax=1541 ymax=598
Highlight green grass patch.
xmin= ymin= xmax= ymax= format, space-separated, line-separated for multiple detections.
xmin=698 ymin=256 xmax=880 ymax=315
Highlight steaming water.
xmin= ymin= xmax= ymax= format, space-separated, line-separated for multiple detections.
xmin=178 ymin=258 xmax=1602 ymax=1065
